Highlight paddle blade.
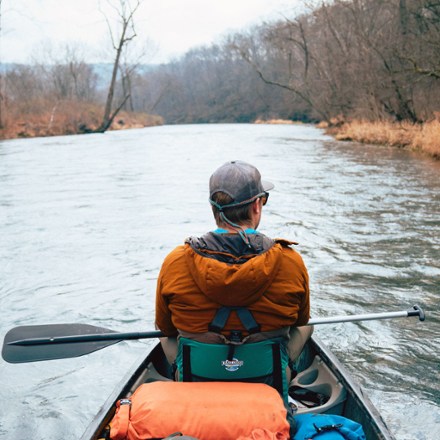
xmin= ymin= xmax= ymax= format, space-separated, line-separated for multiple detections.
xmin=2 ymin=324 xmax=121 ymax=363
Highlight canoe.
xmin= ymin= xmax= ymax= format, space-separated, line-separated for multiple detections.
xmin=81 ymin=336 xmax=395 ymax=440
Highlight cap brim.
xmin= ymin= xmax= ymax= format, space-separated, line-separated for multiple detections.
xmin=262 ymin=179 xmax=274 ymax=192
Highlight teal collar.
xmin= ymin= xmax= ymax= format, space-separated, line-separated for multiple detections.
xmin=213 ymin=228 xmax=258 ymax=234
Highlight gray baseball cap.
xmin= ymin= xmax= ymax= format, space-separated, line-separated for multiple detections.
xmin=209 ymin=160 xmax=274 ymax=209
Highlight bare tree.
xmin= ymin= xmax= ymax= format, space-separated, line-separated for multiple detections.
xmin=129 ymin=0 xmax=440 ymax=126
xmin=119 ymin=38 xmax=157 ymax=111
xmin=229 ymin=20 xmax=333 ymax=123
xmin=96 ymin=0 xmax=142 ymax=133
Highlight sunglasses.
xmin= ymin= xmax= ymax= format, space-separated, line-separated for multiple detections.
xmin=261 ymin=192 xmax=269 ymax=206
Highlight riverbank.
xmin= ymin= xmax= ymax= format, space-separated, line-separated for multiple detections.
xmin=0 ymin=101 xmax=164 ymax=140
xmin=2 ymin=113 xmax=439 ymax=162
xmin=322 ymin=119 xmax=440 ymax=160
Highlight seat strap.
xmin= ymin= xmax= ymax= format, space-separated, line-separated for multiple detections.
xmin=182 ymin=345 xmax=192 ymax=381
xmin=208 ymin=306 xmax=261 ymax=335
xmin=235 ymin=308 xmax=261 ymax=334
xmin=208 ymin=306 xmax=231 ymax=333
xmin=272 ymin=343 xmax=283 ymax=395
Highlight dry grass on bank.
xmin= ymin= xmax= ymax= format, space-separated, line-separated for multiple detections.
xmin=324 ymin=119 xmax=440 ymax=159
xmin=0 ymin=100 xmax=164 ymax=140
xmin=254 ymin=119 xmax=295 ymax=125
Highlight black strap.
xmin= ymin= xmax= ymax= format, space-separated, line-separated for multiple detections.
xmin=182 ymin=345 xmax=192 ymax=381
xmin=271 ymin=343 xmax=283 ymax=395
xmin=288 ymin=385 xmax=329 ymax=407
xmin=235 ymin=308 xmax=261 ymax=334
xmin=208 ymin=306 xmax=261 ymax=335
xmin=208 ymin=307 xmax=231 ymax=333
xmin=308 ymin=423 xmax=345 ymax=439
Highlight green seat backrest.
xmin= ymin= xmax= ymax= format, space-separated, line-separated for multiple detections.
xmin=176 ymin=337 xmax=289 ymax=404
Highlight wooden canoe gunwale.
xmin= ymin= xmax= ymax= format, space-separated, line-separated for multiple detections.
xmin=81 ymin=337 xmax=395 ymax=440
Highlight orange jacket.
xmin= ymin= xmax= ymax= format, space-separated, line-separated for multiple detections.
xmin=155 ymin=232 xmax=310 ymax=337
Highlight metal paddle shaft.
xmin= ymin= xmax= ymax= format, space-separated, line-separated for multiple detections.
xmin=2 ymin=305 xmax=425 ymax=363
xmin=309 ymin=305 xmax=425 ymax=326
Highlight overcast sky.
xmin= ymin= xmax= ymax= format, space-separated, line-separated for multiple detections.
xmin=1 ymin=0 xmax=304 ymax=64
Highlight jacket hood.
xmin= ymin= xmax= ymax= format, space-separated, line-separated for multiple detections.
xmin=184 ymin=232 xmax=284 ymax=307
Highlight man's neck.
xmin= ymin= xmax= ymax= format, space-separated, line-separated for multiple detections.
xmin=214 ymin=225 xmax=257 ymax=234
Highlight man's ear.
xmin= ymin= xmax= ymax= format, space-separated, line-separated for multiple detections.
xmin=252 ymin=198 xmax=262 ymax=215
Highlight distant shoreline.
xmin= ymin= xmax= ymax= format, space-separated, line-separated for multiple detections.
xmin=250 ymin=118 xmax=440 ymax=160
xmin=321 ymin=120 xmax=440 ymax=161
xmin=1 ymin=116 xmax=438 ymax=161
xmin=0 ymin=105 xmax=164 ymax=140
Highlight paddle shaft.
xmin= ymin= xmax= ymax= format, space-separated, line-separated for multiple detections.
xmin=9 ymin=330 xmax=165 ymax=346
xmin=8 ymin=305 xmax=425 ymax=347
xmin=308 ymin=305 xmax=425 ymax=326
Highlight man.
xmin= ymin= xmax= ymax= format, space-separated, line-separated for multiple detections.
xmin=155 ymin=160 xmax=312 ymax=374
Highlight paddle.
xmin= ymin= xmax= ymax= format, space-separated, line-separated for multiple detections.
xmin=2 ymin=324 xmax=164 ymax=364
xmin=2 ymin=305 xmax=425 ymax=364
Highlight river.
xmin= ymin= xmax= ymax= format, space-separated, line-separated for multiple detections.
xmin=0 ymin=123 xmax=439 ymax=439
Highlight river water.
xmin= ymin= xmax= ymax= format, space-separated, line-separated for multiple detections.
xmin=0 ymin=124 xmax=438 ymax=439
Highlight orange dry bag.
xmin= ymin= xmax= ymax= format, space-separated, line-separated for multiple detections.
xmin=109 ymin=381 xmax=291 ymax=440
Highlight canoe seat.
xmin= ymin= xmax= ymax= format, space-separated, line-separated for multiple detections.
xmin=176 ymin=336 xmax=289 ymax=404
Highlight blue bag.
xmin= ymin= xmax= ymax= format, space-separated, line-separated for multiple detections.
xmin=293 ymin=413 xmax=366 ymax=439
